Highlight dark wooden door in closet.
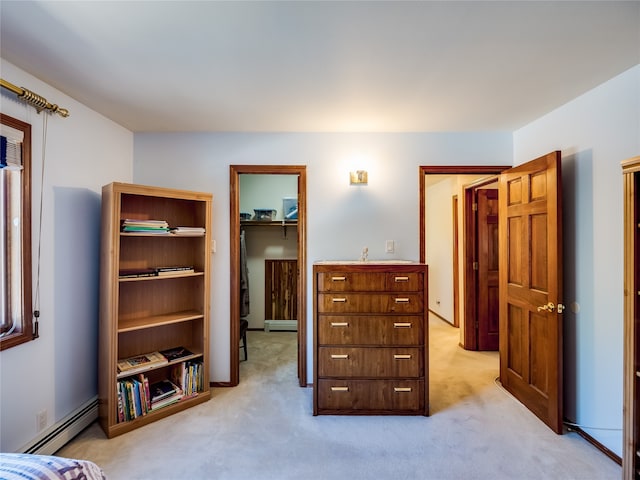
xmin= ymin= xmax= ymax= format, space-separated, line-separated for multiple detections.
xmin=265 ymin=259 xmax=297 ymax=322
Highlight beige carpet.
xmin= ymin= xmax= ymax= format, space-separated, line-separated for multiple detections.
xmin=57 ymin=315 xmax=621 ymax=479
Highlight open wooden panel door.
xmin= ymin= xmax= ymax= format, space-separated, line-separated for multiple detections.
xmin=499 ymin=151 xmax=564 ymax=433
xmin=477 ymin=188 xmax=500 ymax=351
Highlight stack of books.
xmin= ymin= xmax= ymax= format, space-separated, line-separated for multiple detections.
xmin=118 ymin=266 xmax=195 ymax=279
xmin=170 ymin=226 xmax=205 ymax=236
xmin=121 ymin=219 xmax=170 ymax=234
xmin=150 ymin=379 xmax=183 ymax=410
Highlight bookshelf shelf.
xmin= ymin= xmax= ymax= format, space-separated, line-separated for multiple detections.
xmin=120 ymin=232 xmax=206 ymax=237
xmin=117 ymin=310 xmax=204 ymax=333
xmin=99 ymin=182 xmax=212 ymax=438
xmin=116 ymin=351 xmax=203 ymax=379
xmin=118 ymin=272 xmax=204 ymax=282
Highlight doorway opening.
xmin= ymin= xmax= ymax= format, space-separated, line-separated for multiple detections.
xmin=230 ymin=165 xmax=307 ymax=387
xmin=421 ymin=153 xmax=565 ymax=434
xmin=420 ymin=166 xmax=508 ymax=349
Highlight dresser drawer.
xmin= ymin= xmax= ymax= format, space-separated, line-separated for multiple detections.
xmin=318 ymin=347 xmax=422 ymax=377
xmin=317 ymin=379 xmax=425 ymax=412
xmin=318 ymin=315 xmax=423 ymax=346
xmin=318 ymin=272 xmax=385 ymax=292
xmin=317 ymin=293 xmax=423 ymax=314
xmin=317 ymin=272 xmax=423 ymax=292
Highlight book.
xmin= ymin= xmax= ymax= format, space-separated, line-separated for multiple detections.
xmin=122 ymin=218 xmax=169 ymax=226
xmin=119 ymin=268 xmax=157 ymax=278
xmin=170 ymin=226 xmax=205 ymax=236
xmin=139 ymin=374 xmax=151 ymax=413
xmin=116 ymin=382 xmax=125 ymax=423
xmin=131 ymin=378 xmax=143 ymax=417
xmin=156 ymin=266 xmax=195 ymax=276
xmin=117 ymin=351 xmax=168 ymax=375
xmin=160 ymin=346 xmax=194 ymax=362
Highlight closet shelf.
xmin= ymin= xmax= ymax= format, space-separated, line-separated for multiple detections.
xmin=240 ymin=220 xmax=297 ymax=227
xmin=241 ymin=220 xmax=297 ymax=238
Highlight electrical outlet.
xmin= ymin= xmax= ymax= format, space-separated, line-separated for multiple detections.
xmin=36 ymin=410 xmax=47 ymax=432
xmin=385 ymin=240 xmax=395 ymax=253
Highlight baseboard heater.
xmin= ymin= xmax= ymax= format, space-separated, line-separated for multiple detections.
xmin=264 ymin=319 xmax=297 ymax=332
xmin=21 ymin=396 xmax=98 ymax=455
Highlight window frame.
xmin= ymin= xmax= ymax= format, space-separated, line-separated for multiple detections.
xmin=0 ymin=113 xmax=33 ymax=350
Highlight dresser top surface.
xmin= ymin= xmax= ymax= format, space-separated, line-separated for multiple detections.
xmin=314 ymin=260 xmax=416 ymax=265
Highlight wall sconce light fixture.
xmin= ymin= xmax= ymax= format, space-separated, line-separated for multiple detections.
xmin=350 ymin=170 xmax=368 ymax=185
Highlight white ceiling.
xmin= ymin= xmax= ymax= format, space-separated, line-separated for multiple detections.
xmin=1 ymin=1 xmax=638 ymax=133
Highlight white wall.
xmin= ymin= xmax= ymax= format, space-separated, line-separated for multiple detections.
xmin=0 ymin=60 xmax=133 ymax=452
xmin=513 ymin=64 xmax=640 ymax=457
xmin=133 ymin=132 xmax=512 ymax=383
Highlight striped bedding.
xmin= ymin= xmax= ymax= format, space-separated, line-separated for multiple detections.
xmin=0 ymin=453 xmax=106 ymax=480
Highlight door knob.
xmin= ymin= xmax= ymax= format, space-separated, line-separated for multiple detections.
xmin=537 ymin=302 xmax=555 ymax=313
xmin=536 ymin=302 xmax=566 ymax=313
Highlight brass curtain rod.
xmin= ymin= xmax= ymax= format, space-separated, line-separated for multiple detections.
xmin=1 ymin=78 xmax=69 ymax=118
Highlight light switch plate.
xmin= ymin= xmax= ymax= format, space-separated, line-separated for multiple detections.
xmin=385 ymin=240 xmax=395 ymax=253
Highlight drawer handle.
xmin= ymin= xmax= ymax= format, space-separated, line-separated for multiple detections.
xmin=395 ymin=298 xmax=410 ymax=303
xmin=332 ymin=298 xmax=347 ymax=303
xmin=331 ymin=276 xmax=346 ymax=282
xmin=330 ymin=322 xmax=349 ymax=327
xmin=394 ymin=387 xmax=413 ymax=393
xmin=394 ymin=276 xmax=410 ymax=282
xmin=393 ymin=322 xmax=412 ymax=328
xmin=331 ymin=354 xmax=349 ymax=359
xmin=393 ymin=354 xmax=412 ymax=360
xmin=331 ymin=386 xmax=349 ymax=392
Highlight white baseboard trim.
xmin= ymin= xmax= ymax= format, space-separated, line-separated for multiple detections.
xmin=21 ymin=396 xmax=98 ymax=455
xmin=264 ymin=319 xmax=297 ymax=332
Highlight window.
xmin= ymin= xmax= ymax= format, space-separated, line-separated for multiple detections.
xmin=0 ymin=113 xmax=33 ymax=350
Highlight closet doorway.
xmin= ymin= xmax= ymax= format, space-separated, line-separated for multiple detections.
xmin=229 ymin=165 xmax=307 ymax=387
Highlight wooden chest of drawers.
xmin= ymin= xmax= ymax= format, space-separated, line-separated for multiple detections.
xmin=313 ymin=262 xmax=429 ymax=415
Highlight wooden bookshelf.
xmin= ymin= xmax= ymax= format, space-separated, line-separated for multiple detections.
xmin=98 ymin=182 xmax=212 ymax=438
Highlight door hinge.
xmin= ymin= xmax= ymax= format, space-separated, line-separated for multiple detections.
xmin=472 ymin=203 xmax=478 ymax=211
xmin=473 ymin=261 xmax=479 ymax=270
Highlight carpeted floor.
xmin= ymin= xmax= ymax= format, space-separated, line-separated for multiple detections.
xmin=57 ymin=315 xmax=621 ymax=479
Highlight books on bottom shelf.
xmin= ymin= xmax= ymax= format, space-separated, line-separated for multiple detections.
xmin=116 ymin=360 xmax=204 ymax=423
xmin=171 ymin=360 xmax=204 ymax=397
xmin=117 ymin=374 xmax=151 ymax=423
